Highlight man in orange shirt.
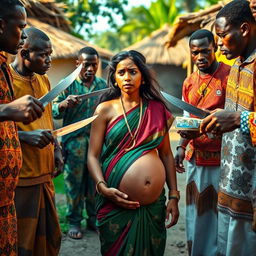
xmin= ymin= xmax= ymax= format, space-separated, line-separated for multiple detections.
xmin=0 ymin=1 xmax=44 ymax=255
xmin=175 ymin=29 xmax=230 ymax=256
xmin=11 ymin=27 xmax=62 ymax=256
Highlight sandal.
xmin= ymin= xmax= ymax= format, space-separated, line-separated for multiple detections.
xmin=68 ymin=225 xmax=83 ymax=239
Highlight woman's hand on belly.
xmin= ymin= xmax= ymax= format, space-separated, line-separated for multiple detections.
xmin=102 ymin=186 xmax=140 ymax=209
xmin=165 ymin=199 xmax=179 ymax=229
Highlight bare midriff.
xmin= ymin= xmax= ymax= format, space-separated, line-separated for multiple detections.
xmin=118 ymin=149 xmax=166 ymax=205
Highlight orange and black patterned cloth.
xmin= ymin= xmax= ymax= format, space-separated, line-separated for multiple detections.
xmin=0 ymin=52 xmax=22 ymax=255
xmin=182 ymin=62 xmax=230 ymax=166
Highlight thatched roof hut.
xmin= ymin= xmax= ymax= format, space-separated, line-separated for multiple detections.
xmin=27 ymin=18 xmax=112 ymax=60
xmin=17 ymin=0 xmax=113 ymax=85
xmin=20 ymin=0 xmax=112 ymax=60
xmin=165 ymin=0 xmax=231 ymax=48
xmin=20 ymin=0 xmax=71 ymax=32
xmin=126 ymin=24 xmax=188 ymax=67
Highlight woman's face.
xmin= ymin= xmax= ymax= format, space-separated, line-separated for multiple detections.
xmin=115 ymin=58 xmax=143 ymax=95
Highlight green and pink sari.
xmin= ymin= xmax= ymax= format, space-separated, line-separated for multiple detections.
xmin=96 ymin=100 xmax=173 ymax=256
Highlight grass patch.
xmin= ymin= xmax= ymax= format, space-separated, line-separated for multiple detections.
xmin=56 ymin=205 xmax=88 ymax=233
xmin=53 ymin=173 xmax=65 ymax=194
xmin=56 ymin=203 xmax=69 ymax=233
xmin=54 ymin=175 xmax=89 ymax=233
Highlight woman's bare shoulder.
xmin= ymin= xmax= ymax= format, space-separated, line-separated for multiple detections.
xmin=95 ymin=99 xmax=119 ymax=116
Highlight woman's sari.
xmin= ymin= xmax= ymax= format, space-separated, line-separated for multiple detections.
xmin=96 ymin=100 xmax=173 ymax=256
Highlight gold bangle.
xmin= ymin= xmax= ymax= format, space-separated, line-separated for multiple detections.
xmin=96 ymin=180 xmax=107 ymax=195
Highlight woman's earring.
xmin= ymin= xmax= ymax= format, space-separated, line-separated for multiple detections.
xmin=114 ymin=82 xmax=118 ymax=86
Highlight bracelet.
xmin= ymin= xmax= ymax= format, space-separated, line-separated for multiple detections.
xmin=240 ymin=111 xmax=250 ymax=135
xmin=169 ymin=195 xmax=179 ymax=201
xmin=176 ymin=145 xmax=186 ymax=151
xmin=168 ymin=190 xmax=180 ymax=201
xmin=96 ymin=180 xmax=107 ymax=195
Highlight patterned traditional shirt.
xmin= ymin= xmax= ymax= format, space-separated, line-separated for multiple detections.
xmin=182 ymin=62 xmax=230 ymax=166
xmin=52 ymin=76 xmax=107 ymax=144
xmin=218 ymin=50 xmax=256 ymax=220
xmin=0 ymin=52 xmax=22 ymax=207
xmin=10 ymin=65 xmax=54 ymax=186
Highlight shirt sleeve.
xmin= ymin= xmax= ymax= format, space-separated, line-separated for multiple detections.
xmin=241 ymin=111 xmax=256 ymax=146
xmin=52 ymin=90 xmax=68 ymax=119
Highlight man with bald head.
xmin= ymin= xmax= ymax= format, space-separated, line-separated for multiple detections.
xmin=10 ymin=27 xmax=62 ymax=256
xmin=0 ymin=1 xmax=45 ymax=255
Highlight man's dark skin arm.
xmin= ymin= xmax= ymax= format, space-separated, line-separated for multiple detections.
xmin=175 ymin=137 xmax=189 ymax=173
xmin=18 ymin=129 xmax=54 ymax=149
xmin=53 ymin=139 xmax=64 ymax=177
xmin=200 ymin=109 xmax=241 ymax=135
xmin=58 ymin=95 xmax=80 ymax=112
xmin=175 ymin=131 xmax=201 ymax=173
xmin=18 ymin=130 xmax=64 ymax=177
xmin=0 ymin=95 xmax=44 ymax=124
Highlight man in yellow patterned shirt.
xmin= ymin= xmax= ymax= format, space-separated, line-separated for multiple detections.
xmin=201 ymin=1 xmax=256 ymax=255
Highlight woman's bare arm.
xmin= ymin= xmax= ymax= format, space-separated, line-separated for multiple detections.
xmin=158 ymin=134 xmax=179 ymax=228
xmin=87 ymin=103 xmax=108 ymax=184
xmin=87 ymin=102 xmax=140 ymax=209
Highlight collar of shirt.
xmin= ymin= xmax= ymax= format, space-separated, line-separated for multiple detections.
xmin=9 ymin=64 xmax=37 ymax=82
xmin=76 ymin=76 xmax=96 ymax=92
xmin=0 ymin=52 xmax=8 ymax=66
xmin=236 ymin=49 xmax=256 ymax=66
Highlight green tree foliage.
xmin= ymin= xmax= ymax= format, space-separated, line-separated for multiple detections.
xmin=92 ymin=31 xmax=132 ymax=52
xmin=57 ymin=0 xmax=220 ymax=52
xmin=118 ymin=0 xmax=180 ymax=42
xmin=118 ymin=0 xmax=219 ymax=41
xmin=56 ymin=0 xmax=128 ymax=37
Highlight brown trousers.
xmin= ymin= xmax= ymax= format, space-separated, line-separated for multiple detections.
xmin=14 ymin=181 xmax=61 ymax=256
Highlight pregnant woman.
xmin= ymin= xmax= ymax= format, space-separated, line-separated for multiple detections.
xmin=88 ymin=50 xmax=179 ymax=256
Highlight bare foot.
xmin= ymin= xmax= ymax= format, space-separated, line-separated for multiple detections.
xmin=68 ymin=225 xmax=83 ymax=239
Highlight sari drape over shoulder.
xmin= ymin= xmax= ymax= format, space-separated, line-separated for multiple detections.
xmin=96 ymin=100 xmax=173 ymax=256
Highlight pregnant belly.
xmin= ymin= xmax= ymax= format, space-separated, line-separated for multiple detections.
xmin=118 ymin=150 xmax=166 ymax=205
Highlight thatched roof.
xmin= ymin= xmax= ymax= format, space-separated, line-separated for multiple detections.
xmin=125 ymin=24 xmax=188 ymax=66
xmin=165 ymin=0 xmax=231 ymax=47
xmin=28 ymin=18 xmax=113 ymax=60
xmin=20 ymin=0 xmax=71 ymax=32
xmin=18 ymin=0 xmax=112 ymax=60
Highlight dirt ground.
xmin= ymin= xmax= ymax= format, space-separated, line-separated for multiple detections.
xmin=58 ymin=133 xmax=188 ymax=256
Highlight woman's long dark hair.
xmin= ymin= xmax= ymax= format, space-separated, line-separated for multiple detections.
xmin=99 ymin=50 xmax=167 ymax=107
